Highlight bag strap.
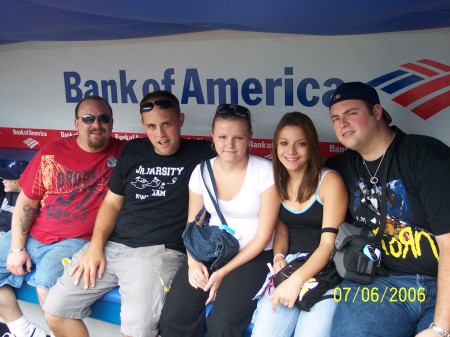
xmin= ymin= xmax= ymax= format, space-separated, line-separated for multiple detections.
xmin=200 ymin=160 xmax=228 ymax=227
xmin=192 ymin=207 xmax=210 ymax=225
xmin=375 ymin=130 xmax=404 ymax=242
xmin=193 ymin=208 xmax=204 ymax=223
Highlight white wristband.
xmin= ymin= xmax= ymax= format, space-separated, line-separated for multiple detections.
xmin=9 ymin=248 xmax=26 ymax=253
xmin=273 ymin=253 xmax=285 ymax=264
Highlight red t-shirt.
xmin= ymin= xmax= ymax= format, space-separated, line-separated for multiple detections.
xmin=19 ymin=136 xmax=124 ymax=244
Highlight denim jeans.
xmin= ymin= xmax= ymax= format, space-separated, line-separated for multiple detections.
xmin=330 ymin=274 xmax=436 ymax=337
xmin=0 ymin=230 xmax=88 ymax=289
xmin=251 ymin=289 xmax=337 ymax=337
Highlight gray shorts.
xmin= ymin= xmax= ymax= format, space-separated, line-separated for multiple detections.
xmin=44 ymin=241 xmax=186 ymax=337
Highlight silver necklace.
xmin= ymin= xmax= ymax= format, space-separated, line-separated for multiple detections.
xmin=363 ymin=153 xmax=386 ymax=185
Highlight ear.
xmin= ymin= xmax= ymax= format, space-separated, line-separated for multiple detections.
xmin=179 ymin=112 xmax=185 ymax=127
xmin=373 ymin=104 xmax=384 ymax=121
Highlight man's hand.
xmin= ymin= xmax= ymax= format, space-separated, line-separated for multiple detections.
xmin=6 ymin=251 xmax=32 ymax=276
xmin=70 ymin=247 xmax=106 ymax=289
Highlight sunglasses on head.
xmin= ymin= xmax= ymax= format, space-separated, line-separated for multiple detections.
xmin=216 ymin=104 xmax=250 ymax=117
xmin=77 ymin=114 xmax=111 ymax=124
xmin=140 ymin=100 xmax=175 ymax=113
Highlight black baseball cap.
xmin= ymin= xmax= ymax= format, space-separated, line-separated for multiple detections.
xmin=329 ymin=82 xmax=392 ymax=124
xmin=0 ymin=161 xmax=28 ymax=180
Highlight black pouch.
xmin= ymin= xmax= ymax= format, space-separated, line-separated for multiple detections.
xmin=272 ymin=255 xmax=341 ymax=311
xmin=333 ymin=222 xmax=381 ymax=284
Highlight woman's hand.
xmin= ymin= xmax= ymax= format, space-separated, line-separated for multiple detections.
xmin=272 ymin=255 xmax=287 ymax=273
xmin=204 ymin=268 xmax=225 ymax=305
xmin=188 ymin=260 xmax=209 ymax=289
xmin=271 ymin=276 xmax=302 ymax=310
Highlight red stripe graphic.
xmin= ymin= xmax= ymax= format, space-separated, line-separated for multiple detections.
xmin=401 ymin=63 xmax=439 ymax=77
xmin=392 ymin=73 xmax=450 ymax=106
xmin=418 ymin=59 xmax=450 ymax=72
xmin=0 ymin=127 xmax=345 ymax=158
xmin=412 ymin=91 xmax=450 ymax=120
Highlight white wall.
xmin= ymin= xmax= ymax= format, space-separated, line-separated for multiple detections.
xmin=1 ymin=29 xmax=449 ymax=146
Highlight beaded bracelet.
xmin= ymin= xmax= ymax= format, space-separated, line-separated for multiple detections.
xmin=430 ymin=322 xmax=450 ymax=337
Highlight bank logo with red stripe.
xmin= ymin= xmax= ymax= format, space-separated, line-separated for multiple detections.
xmin=23 ymin=138 xmax=40 ymax=149
xmin=367 ymin=59 xmax=450 ymax=120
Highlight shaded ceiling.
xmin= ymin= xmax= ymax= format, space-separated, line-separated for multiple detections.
xmin=1 ymin=0 xmax=450 ymax=44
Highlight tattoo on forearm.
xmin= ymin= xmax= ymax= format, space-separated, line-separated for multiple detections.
xmin=20 ymin=205 xmax=37 ymax=235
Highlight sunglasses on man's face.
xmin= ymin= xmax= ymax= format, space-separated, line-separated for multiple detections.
xmin=216 ymin=104 xmax=250 ymax=117
xmin=77 ymin=114 xmax=111 ymax=124
xmin=140 ymin=100 xmax=175 ymax=113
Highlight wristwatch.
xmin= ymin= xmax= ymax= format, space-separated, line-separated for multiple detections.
xmin=430 ymin=322 xmax=450 ymax=337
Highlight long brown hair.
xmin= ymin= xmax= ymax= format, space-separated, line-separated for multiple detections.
xmin=272 ymin=112 xmax=322 ymax=203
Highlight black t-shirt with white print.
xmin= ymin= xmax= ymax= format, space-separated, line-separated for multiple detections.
xmin=326 ymin=127 xmax=450 ymax=276
xmin=108 ymin=137 xmax=215 ymax=252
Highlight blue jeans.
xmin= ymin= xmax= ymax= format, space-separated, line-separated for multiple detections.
xmin=251 ymin=288 xmax=337 ymax=337
xmin=0 ymin=231 xmax=88 ymax=289
xmin=330 ymin=274 xmax=436 ymax=337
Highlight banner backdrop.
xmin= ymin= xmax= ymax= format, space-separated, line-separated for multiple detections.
xmin=1 ymin=29 xmax=449 ymax=158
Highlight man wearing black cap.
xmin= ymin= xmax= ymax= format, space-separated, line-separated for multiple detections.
xmin=326 ymin=82 xmax=450 ymax=337
xmin=0 ymin=161 xmax=29 ymax=235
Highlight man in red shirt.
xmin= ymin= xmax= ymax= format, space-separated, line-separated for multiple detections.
xmin=0 ymin=96 xmax=124 ymax=337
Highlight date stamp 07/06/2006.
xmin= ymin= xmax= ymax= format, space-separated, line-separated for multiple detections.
xmin=333 ymin=286 xmax=426 ymax=303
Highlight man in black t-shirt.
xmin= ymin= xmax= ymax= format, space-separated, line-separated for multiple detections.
xmin=326 ymin=82 xmax=450 ymax=337
xmin=44 ymin=91 xmax=215 ymax=337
